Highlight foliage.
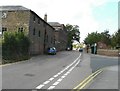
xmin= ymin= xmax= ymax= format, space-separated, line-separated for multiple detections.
xmin=65 ymin=24 xmax=80 ymax=49
xmin=2 ymin=31 xmax=31 ymax=63
xmin=84 ymin=29 xmax=120 ymax=48
xmin=100 ymin=30 xmax=111 ymax=46
xmin=111 ymin=29 xmax=120 ymax=47
xmin=84 ymin=31 xmax=101 ymax=45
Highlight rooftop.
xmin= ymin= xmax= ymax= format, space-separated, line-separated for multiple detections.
xmin=48 ymin=22 xmax=61 ymax=27
xmin=0 ymin=6 xmax=30 ymax=11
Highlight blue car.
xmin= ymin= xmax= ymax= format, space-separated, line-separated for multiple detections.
xmin=47 ymin=47 xmax=57 ymax=55
xmin=79 ymin=48 xmax=83 ymax=52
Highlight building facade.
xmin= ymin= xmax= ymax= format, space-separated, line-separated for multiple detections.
xmin=0 ymin=6 xmax=55 ymax=55
xmin=48 ymin=22 xmax=68 ymax=51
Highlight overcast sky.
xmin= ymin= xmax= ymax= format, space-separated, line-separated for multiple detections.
xmin=0 ymin=0 xmax=119 ymax=42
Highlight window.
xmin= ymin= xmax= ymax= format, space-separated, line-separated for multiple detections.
xmin=38 ymin=19 xmax=40 ymax=24
xmin=43 ymin=22 xmax=46 ymax=27
xmin=46 ymin=35 xmax=48 ymax=42
xmin=33 ymin=15 xmax=36 ymax=21
xmin=2 ymin=12 xmax=7 ymax=19
xmin=18 ymin=27 xmax=23 ymax=32
xmin=2 ymin=27 xmax=7 ymax=34
xmin=33 ymin=28 xmax=36 ymax=35
xmin=38 ymin=31 xmax=40 ymax=37
xmin=51 ymin=37 xmax=52 ymax=43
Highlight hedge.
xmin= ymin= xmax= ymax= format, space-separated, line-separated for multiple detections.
xmin=2 ymin=32 xmax=31 ymax=64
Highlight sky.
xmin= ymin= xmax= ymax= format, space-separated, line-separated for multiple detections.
xmin=0 ymin=0 xmax=119 ymax=42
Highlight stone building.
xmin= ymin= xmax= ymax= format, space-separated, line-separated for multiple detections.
xmin=0 ymin=6 xmax=55 ymax=55
xmin=48 ymin=22 xmax=68 ymax=51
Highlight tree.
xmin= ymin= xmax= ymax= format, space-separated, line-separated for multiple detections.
xmin=116 ymin=29 xmax=120 ymax=46
xmin=65 ymin=24 xmax=80 ymax=49
xmin=84 ymin=31 xmax=101 ymax=45
xmin=84 ymin=30 xmax=112 ymax=47
xmin=100 ymin=30 xmax=111 ymax=46
xmin=111 ymin=29 xmax=120 ymax=47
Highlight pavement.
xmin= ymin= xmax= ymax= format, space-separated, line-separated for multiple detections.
xmin=72 ymin=54 xmax=119 ymax=90
xmin=87 ymin=65 xmax=119 ymax=90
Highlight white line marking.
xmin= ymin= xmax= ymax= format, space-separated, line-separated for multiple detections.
xmin=54 ymin=74 xmax=58 ymax=77
xmin=64 ymin=73 xmax=68 ymax=76
xmin=49 ymin=78 xmax=54 ymax=81
xmin=60 ymin=70 xmax=64 ymax=73
xmin=65 ymin=66 xmax=69 ymax=70
xmin=48 ymin=86 xmax=55 ymax=90
xmin=53 ymin=82 xmax=60 ymax=86
xmin=61 ymin=75 xmax=66 ymax=78
xmin=66 ymin=71 xmax=70 ymax=74
xmin=57 ymin=72 xmax=61 ymax=75
xmin=69 ymin=68 xmax=73 ymax=72
xmin=57 ymin=78 xmax=63 ymax=82
xmin=47 ymin=57 xmax=81 ymax=89
xmin=43 ymin=81 xmax=50 ymax=85
xmin=36 ymin=53 xmax=81 ymax=89
xmin=36 ymin=85 xmax=44 ymax=89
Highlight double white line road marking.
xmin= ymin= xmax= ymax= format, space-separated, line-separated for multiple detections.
xmin=36 ymin=53 xmax=81 ymax=89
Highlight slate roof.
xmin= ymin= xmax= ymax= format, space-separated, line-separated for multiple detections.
xmin=0 ymin=6 xmax=30 ymax=11
xmin=48 ymin=22 xmax=61 ymax=27
xmin=0 ymin=6 xmax=55 ymax=30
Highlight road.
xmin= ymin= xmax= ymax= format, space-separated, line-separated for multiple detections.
xmin=1 ymin=51 xmax=119 ymax=90
xmin=88 ymin=54 xmax=118 ymax=89
xmin=90 ymin=54 xmax=118 ymax=72
xmin=1 ymin=51 xmax=92 ymax=90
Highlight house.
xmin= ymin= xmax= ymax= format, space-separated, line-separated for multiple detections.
xmin=0 ymin=6 xmax=55 ymax=55
xmin=97 ymin=41 xmax=107 ymax=49
xmin=48 ymin=22 xmax=68 ymax=51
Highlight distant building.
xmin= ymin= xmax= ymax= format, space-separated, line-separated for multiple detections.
xmin=97 ymin=41 xmax=107 ymax=49
xmin=48 ymin=22 xmax=68 ymax=51
xmin=0 ymin=6 xmax=55 ymax=55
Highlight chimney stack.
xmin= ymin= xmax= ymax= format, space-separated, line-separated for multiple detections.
xmin=44 ymin=13 xmax=47 ymax=22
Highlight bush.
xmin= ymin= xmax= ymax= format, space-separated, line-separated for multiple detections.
xmin=2 ymin=32 xmax=31 ymax=64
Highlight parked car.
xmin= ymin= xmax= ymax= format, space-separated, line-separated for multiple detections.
xmin=47 ymin=47 xmax=57 ymax=55
xmin=66 ymin=47 xmax=70 ymax=51
xmin=79 ymin=48 xmax=83 ymax=52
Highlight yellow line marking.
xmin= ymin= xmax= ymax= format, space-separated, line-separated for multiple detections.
xmin=73 ymin=68 xmax=103 ymax=91
xmin=73 ymin=69 xmax=102 ymax=89
xmin=77 ymin=70 xmax=103 ymax=91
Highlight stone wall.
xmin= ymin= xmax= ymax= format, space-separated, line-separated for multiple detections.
xmin=2 ymin=10 xmax=55 ymax=55
xmin=29 ymin=11 xmax=54 ymax=55
xmin=97 ymin=49 xmax=119 ymax=57
xmin=2 ymin=10 xmax=30 ymax=34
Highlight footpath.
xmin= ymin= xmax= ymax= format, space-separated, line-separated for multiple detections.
xmin=87 ymin=65 xmax=119 ymax=90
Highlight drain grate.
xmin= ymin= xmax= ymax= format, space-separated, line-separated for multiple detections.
xmin=24 ymin=73 xmax=35 ymax=77
xmin=62 ymin=65 xmax=66 ymax=68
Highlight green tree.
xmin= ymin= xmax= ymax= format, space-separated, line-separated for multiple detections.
xmin=84 ymin=31 xmax=101 ymax=45
xmin=84 ymin=30 xmax=111 ymax=46
xmin=65 ymin=24 xmax=80 ymax=49
xmin=100 ymin=30 xmax=111 ymax=46
xmin=111 ymin=29 xmax=120 ymax=47
xmin=111 ymin=34 xmax=117 ymax=47
xmin=116 ymin=29 xmax=120 ymax=46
